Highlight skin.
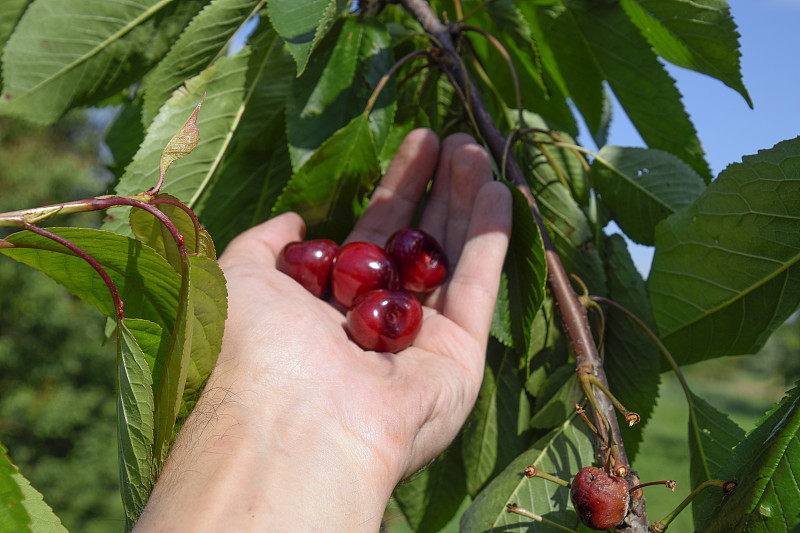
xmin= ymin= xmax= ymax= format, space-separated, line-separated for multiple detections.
xmin=133 ymin=129 xmax=512 ymax=532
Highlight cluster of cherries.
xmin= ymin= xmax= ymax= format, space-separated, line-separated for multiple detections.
xmin=276 ymin=228 xmax=449 ymax=353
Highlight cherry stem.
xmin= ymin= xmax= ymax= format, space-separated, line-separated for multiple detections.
xmin=460 ymin=25 xmax=523 ymax=125
xmin=580 ymin=371 xmax=641 ymax=427
xmin=505 ymin=504 xmax=578 ymax=533
xmin=524 ymin=465 xmax=571 ymax=488
xmin=629 ymin=480 xmax=677 ymax=494
xmin=19 ymin=223 xmax=124 ymax=320
xmin=575 ymin=404 xmax=607 ymax=448
xmin=590 ymin=295 xmax=714 ymax=481
xmin=651 ymin=480 xmax=737 ymax=532
xmin=366 ymin=49 xmax=430 ymax=113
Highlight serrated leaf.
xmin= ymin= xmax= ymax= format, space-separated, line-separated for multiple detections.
xmin=593 ymin=146 xmax=706 ymax=245
xmin=178 ymin=255 xmax=227 ymax=422
xmin=393 ymin=444 xmax=469 ymax=533
xmin=461 ymin=418 xmax=594 ymax=532
xmin=0 ymin=227 xmax=180 ymax=331
xmin=687 ymin=390 xmax=745 ymax=529
xmin=116 ymin=318 xmax=156 ymax=530
xmin=490 ymin=274 xmax=513 ymax=347
xmin=504 ymin=182 xmax=547 ymax=355
xmin=141 ymin=0 xmax=263 ymax=125
xmin=0 ymin=0 xmax=30 ymax=86
xmin=528 ymin=363 xmax=582 ymax=429
xmin=0 ymin=0 xmax=204 ymax=124
xmin=272 ymin=113 xmax=381 ymax=242
xmin=0 ymin=442 xmax=67 ymax=533
xmin=462 ymin=341 xmax=530 ymax=496
xmin=601 ymin=234 xmax=661 ymax=461
xmin=286 ymin=16 xmax=395 ymax=171
xmin=619 ymin=0 xmax=751 ymax=107
xmin=648 ymin=137 xmax=800 ymax=366
xmin=267 ymin=0 xmax=349 ymax=75
xmin=105 ymin=29 xmax=290 ymax=236
xmin=698 ymin=383 xmax=800 ymax=532
xmin=158 ymin=95 xmax=204 ymax=190
xmin=524 ymin=1 xmax=710 ymax=180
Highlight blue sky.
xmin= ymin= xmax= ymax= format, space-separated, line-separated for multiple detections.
xmin=591 ymin=0 xmax=800 ymax=275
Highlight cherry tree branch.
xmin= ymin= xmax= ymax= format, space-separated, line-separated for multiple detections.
xmin=398 ymin=0 xmax=647 ymax=529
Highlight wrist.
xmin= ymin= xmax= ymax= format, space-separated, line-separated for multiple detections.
xmin=137 ymin=364 xmax=395 ymax=531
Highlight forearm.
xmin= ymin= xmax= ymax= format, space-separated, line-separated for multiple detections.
xmin=134 ymin=369 xmax=393 ymax=532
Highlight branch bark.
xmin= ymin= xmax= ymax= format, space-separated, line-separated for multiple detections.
xmin=399 ymin=0 xmax=648 ymax=530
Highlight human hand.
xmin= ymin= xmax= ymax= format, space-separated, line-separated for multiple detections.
xmin=135 ymin=129 xmax=512 ymax=532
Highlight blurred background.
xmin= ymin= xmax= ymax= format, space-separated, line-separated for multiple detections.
xmin=1 ymin=1 xmax=799 ymax=531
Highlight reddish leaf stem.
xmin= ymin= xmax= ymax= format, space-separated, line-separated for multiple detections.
xmin=20 ymin=223 xmax=125 ymax=320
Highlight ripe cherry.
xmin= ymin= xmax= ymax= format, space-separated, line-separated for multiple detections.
xmin=385 ymin=228 xmax=448 ymax=293
xmin=276 ymin=239 xmax=339 ymax=298
xmin=345 ymin=289 xmax=423 ymax=352
xmin=570 ymin=466 xmax=630 ymax=530
xmin=331 ymin=242 xmax=398 ymax=308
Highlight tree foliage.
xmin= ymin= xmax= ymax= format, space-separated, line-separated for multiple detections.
xmin=0 ymin=0 xmax=798 ymax=531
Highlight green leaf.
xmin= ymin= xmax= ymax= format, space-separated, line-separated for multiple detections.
xmin=461 ymin=418 xmax=594 ymax=532
xmin=527 ymin=1 xmax=710 ymax=180
xmin=648 ymin=137 xmax=800 ymax=366
xmin=601 ymin=234 xmax=661 ymax=461
xmin=116 ymin=319 xmax=156 ymax=529
xmin=392 ymin=444 xmax=469 ymax=533
xmin=0 ymin=442 xmax=67 ymax=533
xmin=593 ymin=146 xmax=706 ymax=245
xmin=687 ymin=391 xmax=745 ymax=529
xmin=286 ymin=16 xmax=395 ymax=171
xmin=462 ymin=341 xmax=530 ymax=496
xmin=504 ymin=183 xmax=547 ymax=355
xmin=619 ymin=0 xmax=751 ymax=107
xmin=141 ymin=0 xmax=263 ymax=125
xmin=105 ymin=32 xmax=289 ymax=235
xmin=267 ymin=0 xmax=350 ymax=75
xmin=272 ymin=113 xmax=381 ymax=242
xmin=179 ymin=255 xmax=227 ymax=422
xmin=518 ymin=2 xmax=609 ymax=146
xmin=0 ymin=228 xmax=181 ymax=331
xmin=528 ymin=363 xmax=582 ymax=429
xmin=0 ymin=0 xmax=205 ymax=123
xmin=0 ymin=0 xmax=30 ymax=85
xmin=698 ymin=383 xmax=800 ymax=532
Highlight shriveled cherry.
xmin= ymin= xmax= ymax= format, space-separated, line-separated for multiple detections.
xmin=385 ymin=228 xmax=448 ymax=293
xmin=331 ymin=242 xmax=398 ymax=308
xmin=345 ymin=289 xmax=422 ymax=353
xmin=570 ymin=466 xmax=630 ymax=530
xmin=277 ymin=239 xmax=339 ymax=298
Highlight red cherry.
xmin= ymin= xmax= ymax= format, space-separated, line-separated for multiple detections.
xmin=345 ymin=290 xmax=423 ymax=352
xmin=331 ymin=242 xmax=398 ymax=308
xmin=276 ymin=239 xmax=339 ymax=298
xmin=570 ymin=466 xmax=630 ymax=530
xmin=385 ymin=228 xmax=448 ymax=293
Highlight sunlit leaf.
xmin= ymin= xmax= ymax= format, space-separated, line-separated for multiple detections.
xmin=698 ymin=383 xmax=800 ymax=532
xmin=272 ymin=113 xmax=381 ymax=242
xmin=141 ymin=0 xmax=263 ymax=125
xmin=0 ymin=0 xmax=204 ymax=123
xmin=267 ymin=0 xmax=350 ymax=75
xmin=593 ymin=146 xmax=706 ymax=245
xmin=158 ymin=95 xmax=204 ymax=190
xmin=461 ymin=418 xmax=594 ymax=532
xmin=649 ymin=137 xmax=800 ymax=365
xmin=116 ymin=319 xmax=156 ymax=530
xmin=619 ymin=0 xmax=751 ymax=107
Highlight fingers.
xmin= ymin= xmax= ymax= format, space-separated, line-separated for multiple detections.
xmin=219 ymin=212 xmax=306 ymax=269
xmin=346 ymin=128 xmax=440 ymax=246
xmin=442 ymin=181 xmax=512 ymax=346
